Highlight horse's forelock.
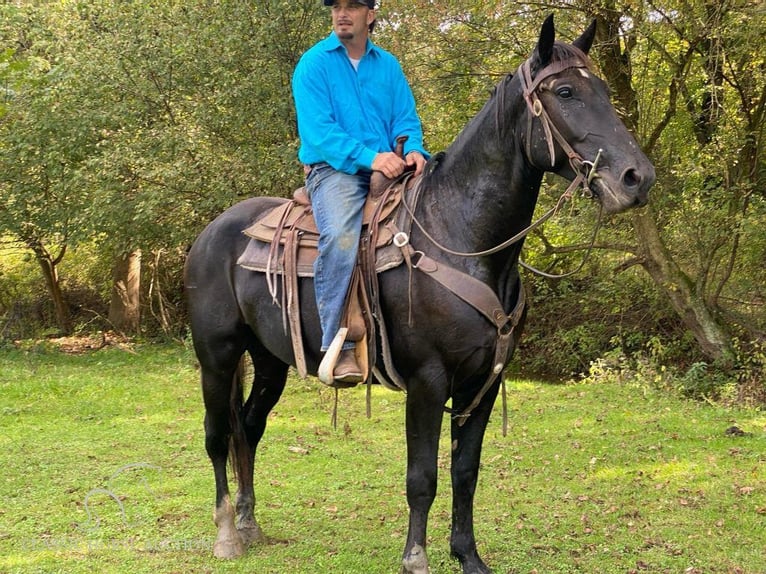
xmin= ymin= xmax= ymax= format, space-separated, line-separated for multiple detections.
xmin=550 ymin=41 xmax=593 ymax=69
xmin=531 ymin=41 xmax=593 ymax=75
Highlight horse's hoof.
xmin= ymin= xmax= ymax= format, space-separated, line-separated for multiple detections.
xmin=238 ymin=524 xmax=267 ymax=546
xmin=213 ymin=535 xmax=245 ymax=559
xmin=455 ymin=553 xmax=493 ymax=574
xmin=401 ymin=544 xmax=430 ymax=574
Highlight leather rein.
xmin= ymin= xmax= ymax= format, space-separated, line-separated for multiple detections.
xmin=407 ymin=52 xmax=605 ymax=262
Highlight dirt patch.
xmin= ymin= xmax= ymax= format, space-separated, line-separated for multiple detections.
xmin=15 ymin=332 xmax=136 ymax=354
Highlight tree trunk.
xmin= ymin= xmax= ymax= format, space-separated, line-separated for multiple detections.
xmin=632 ymin=209 xmax=734 ymax=364
xmin=591 ymin=3 xmax=736 ymax=365
xmin=109 ymin=250 xmax=142 ymax=334
xmin=22 ymin=235 xmax=72 ymax=335
xmin=35 ymin=252 xmax=72 ymax=336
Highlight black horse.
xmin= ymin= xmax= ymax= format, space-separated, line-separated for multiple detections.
xmin=185 ymin=15 xmax=655 ymax=574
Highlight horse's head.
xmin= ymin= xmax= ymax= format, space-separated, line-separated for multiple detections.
xmin=520 ymin=15 xmax=655 ymax=214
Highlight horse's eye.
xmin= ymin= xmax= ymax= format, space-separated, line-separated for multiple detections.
xmin=556 ymin=86 xmax=573 ymax=98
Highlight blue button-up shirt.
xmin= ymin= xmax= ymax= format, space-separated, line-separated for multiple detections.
xmin=292 ymin=32 xmax=427 ymax=174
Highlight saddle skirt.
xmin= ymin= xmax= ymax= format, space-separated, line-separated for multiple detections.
xmin=235 ymin=176 xmax=418 ymax=388
xmin=237 ymin=185 xmax=407 ymax=277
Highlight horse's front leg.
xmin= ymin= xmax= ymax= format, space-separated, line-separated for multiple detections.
xmin=401 ymin=382 xmax=448 ymax=574
xmin=449 ymin=380 xmax=500 ymax=574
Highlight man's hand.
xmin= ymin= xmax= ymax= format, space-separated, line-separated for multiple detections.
xmin=372 ymin=151 xmax=407 ymax=179
xmin=405 ymin=151 xmax=427 ymax=177
xmin=372 ymin=150 xmax=427 ymax=178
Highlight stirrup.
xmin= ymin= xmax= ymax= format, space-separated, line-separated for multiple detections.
xmin=318 ymin=327 xmax=348 ymax=385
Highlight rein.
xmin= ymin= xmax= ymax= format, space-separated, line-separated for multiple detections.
xmin=400 ymin=54 xmax=605 ymax=269
xmin=519 ymin=203 xmax=603 ymax=279
xmin=401 ymin=177 xmax=575 ymax=259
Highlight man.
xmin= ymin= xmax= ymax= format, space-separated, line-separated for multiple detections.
xmin=292 ymin=0 xmax=428 ymax=385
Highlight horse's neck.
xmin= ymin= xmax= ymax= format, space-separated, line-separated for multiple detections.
xmin=418 ymin=88 xmax=543 ymax=286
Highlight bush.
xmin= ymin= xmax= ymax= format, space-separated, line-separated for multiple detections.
xmin=678 ymin=361 xmax=735 ymax=401
xmin=516 ymin=269 xmax=701 ymax=378
xmin=576 ymin=336 xmax=766 ymax=408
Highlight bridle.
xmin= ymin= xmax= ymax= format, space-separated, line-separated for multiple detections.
xmin=400 ymin=52 xmax=605 ymax=277
xmin=518 ymin=50 xmax=604 ymax=194
xmin=516 ymin=51 xmax=605 ymax=278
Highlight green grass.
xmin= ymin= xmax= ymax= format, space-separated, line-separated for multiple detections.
xmin=0 ymin=342 xmax=764 ymax=573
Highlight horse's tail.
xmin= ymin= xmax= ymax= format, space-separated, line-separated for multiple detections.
xmin=228 ymin=355 xmax=249 ymax=482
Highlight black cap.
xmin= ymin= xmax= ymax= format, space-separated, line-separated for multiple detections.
xmin=323 ymin=0 xmax=375 ymax=7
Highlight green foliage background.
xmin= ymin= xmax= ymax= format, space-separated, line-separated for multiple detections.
xmin=0 ymin=1 xmax=764 ymax=391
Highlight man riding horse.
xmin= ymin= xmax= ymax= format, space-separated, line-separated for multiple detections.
xmin=292 ymin=0 xmax=429 ymax=385
xmin=186 ymin=10 xmax=655 ymax=572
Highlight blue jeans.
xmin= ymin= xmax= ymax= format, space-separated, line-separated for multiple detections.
xmin=305 ymin=163 xmax=370 ymax=351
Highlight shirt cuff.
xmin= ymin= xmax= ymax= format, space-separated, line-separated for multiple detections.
xmin=357 ymin=148 xmax=378 ymax=171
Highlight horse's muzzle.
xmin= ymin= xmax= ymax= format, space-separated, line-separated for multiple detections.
xmin=593 ymin=160 xmax=655 ymax=214
xmin=622 ymin=163 xmax=655 ymax=207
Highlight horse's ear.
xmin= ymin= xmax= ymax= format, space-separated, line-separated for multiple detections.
xmin=573 ymin=19 xmax=597 ymax=55
xmin=534 ymin=14 xmax=555 ymax=68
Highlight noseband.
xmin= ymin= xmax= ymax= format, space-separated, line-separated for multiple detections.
xmin=518 ymin=50 xmax=603 ymax=196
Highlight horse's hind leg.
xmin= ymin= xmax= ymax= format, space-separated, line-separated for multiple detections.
xmin=200 ymin=345 xmax=247 ymax=559
xmin=232 ymin=346 xmax=288 ymax=546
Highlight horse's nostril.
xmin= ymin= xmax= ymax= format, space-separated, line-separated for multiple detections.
xmin=622 ymin=168 xmax=641 ymax=188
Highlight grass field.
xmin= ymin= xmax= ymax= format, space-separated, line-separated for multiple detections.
xmin=0 ymin=341 xmax=764 ymax=573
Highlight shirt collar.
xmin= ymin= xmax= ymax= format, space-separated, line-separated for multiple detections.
xmin=324 ymin=32 xmax=377 ymax=58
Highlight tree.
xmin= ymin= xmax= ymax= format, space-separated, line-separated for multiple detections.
xmin=0 ymin=4 xmax=106 ymax=334
xmin=2 ymin=0 xmax=327 ymax=335
xmin=589 ymin=0 xmax=764 ymax=364
xmin=381 ymin=1 xmax=764 ymax=370
xmin=109 ymin=250 xmax=141 ymax=334
xmin=1 ymin=0 xmax=763 ymax=381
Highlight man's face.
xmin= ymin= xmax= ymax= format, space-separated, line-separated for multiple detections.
xmin=331 ymin=1 xmax=374 ymax=41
